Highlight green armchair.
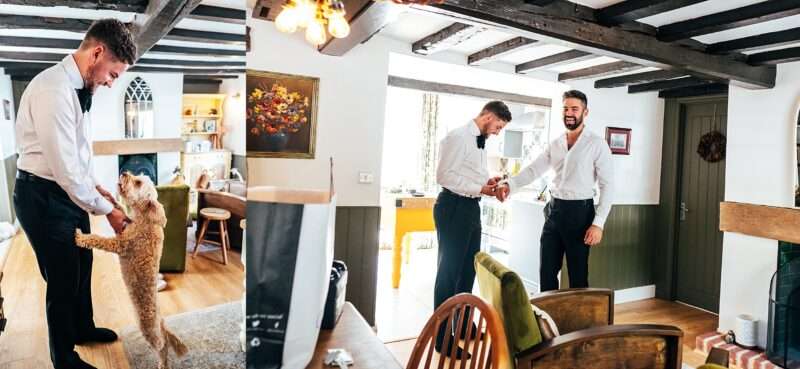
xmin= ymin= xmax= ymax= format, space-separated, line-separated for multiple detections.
xmin=474 ymin=252 xmax=684 ymax=369
xmin=157 ymin=184 xmax=190 ymax=273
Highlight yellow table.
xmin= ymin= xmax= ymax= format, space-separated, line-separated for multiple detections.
xmin=392 ymin=196 xmax=436 ymax=289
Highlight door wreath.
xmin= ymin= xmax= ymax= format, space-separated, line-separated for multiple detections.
xmin=697 ymin=130 xmax=726 ymax=162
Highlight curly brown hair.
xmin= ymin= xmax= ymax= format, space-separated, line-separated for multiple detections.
xmin=83 ymin=18 xmax=137 ymax=64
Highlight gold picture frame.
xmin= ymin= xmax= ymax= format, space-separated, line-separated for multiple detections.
xmin=246 ymin=69 xmax=319 ymax=159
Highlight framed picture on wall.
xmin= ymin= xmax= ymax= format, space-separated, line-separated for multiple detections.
xmin=3 ymin=99 xmax=10 ymax=120
xmin=605 ymin=127 xmax=631 ymax=155
xmin=246 ymin=69 xmax=319 ymax=159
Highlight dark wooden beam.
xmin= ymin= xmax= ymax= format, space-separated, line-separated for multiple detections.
xmin=132 ymin=0 xmax=203 ymax=59
xmin=252 ymin=0 xmax=282 ymax=22
xmin=433 ymin=0 xmax=775 ymax=88
xmin=0 ymin=0 xmax=147 ymax=13
xmin=595 ymin=70 xmax=688 ymax=88
xmin=557 ymin=61 xmax=644 ymax=82
xmin=596 ymin=0 xmax=707 ymax=25
xmin=628 ymin=77 xmax=712 ymax=94
xmin=525 ymin=0 xmax=558 ymax=6
xmin=657 ymin=0 xmax=800 ymax=42
xmin=0 ymin=36 xmax=245 ymax=57
xmin=148 ymin=45 xmax=246 ymax=57
xmin=137 ymin=58 xmax=245 ymax=67
xmin=184 ymin=78 xmax=223 ymax=85
xmin=0 ymin=14 xmax=93 ymax=32
xmin=412 ymin=23 xmax=485 ymax=55
xmin=388 ymin=75 xmax=551 ymax=107
xmin=0 ymin=51 xmax=63 ymax=62
xmin=319 ymin=0 xmax=395 ymax=56
xmin=468 ymin=37 xmax=537 ymax=65
xmin=131 ymin=66 xmax=245 ymax=74
xmin=188 ymin=5 xmax=246 ymax=24
xmin=164 ymin=28 xmax=244 ymax=45
xmin=516 ymin=50 xmax=594 ymax=73
xmin=708 ymin=27 xmax=800 ymax=54
xmin=658 ymin=83 xmax=728 ymax=98
xmin=747 ymin=46 xmax=800 ymax=66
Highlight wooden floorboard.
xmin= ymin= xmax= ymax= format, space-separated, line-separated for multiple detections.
xmin=0 ymin=217 xmax=244 ymax=369
xmin=386 ymin=298 xmax=718 ymax=368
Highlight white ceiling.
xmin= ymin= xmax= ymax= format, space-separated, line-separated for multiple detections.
xmin=376 ymin=0 xmax=797 ymax=75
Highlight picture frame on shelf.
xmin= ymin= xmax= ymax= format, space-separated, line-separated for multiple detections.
xmin=605 ymin=127 xmax=631 ymax=155
xmin=204 ymin=119 xmax=217 ymax=133
xmin=246 ymin=69 xmax=318 ymax=159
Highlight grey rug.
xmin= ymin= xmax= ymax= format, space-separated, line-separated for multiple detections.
xmin=121 ymin=301 xmax=244 ymax=369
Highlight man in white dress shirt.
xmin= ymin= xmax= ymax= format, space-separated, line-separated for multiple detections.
xmin=13 ymin=19 xmax=136 ymax=369
xmin=497 ymin=90 xmax=614 ymax=292
xmin=433 ymin=101 xmax=511 ymax=356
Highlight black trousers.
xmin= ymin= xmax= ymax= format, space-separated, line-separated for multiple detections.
xmin=13 ymin=172 xmax=95 ymax=368
xmin=540 ymin=198 xmax=595 ymax=292
xmin=433 ymin=189 xmax=481 ymax=346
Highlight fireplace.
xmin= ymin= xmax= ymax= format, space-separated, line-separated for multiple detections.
xmin=118 ymin=153 xmax=157 ymax=185
xmin=767 ymin=241 xmax=800 ymax=368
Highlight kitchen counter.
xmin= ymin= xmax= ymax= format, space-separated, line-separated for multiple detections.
xmin=507 ymin=194 xmax=548 ymax=293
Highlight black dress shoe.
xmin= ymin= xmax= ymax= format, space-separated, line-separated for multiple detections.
xmin=75 ymin=327 xmax=118 ymax=345
xmin=458 ymin=323 xmax=486 ymax=340
xmin=55 ymin=352 xmax=97 ymax=369
xmin=435 ymin=339 xmax=472 ymax=360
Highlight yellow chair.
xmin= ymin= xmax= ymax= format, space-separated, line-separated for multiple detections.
xmin=392 ymin=196 xmax=436 ymax=288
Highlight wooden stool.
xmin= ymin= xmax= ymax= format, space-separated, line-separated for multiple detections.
xmin=193 ymin=207 xmax=232 ymax=265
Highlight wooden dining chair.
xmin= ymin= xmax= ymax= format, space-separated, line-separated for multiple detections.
xmin=407 ymin=293 xmax=511 ymax=369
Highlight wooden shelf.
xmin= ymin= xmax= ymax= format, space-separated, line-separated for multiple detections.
xmin=183 ymin=115 xmax=221 ymax=119
xmin=182 ymin=131 xmax=219 ymax=136
xmin=719 ymin=201 xmax=800 ymax=244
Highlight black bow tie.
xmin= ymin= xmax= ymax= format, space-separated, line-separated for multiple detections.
xmin=476 ymin=135 xmax=486 ymax=149
xmin=75 ymin=88 xmax=92 ymax=113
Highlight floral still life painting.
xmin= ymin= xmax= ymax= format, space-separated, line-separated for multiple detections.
xmin=246 ymin=70 xmax=319 ymax=158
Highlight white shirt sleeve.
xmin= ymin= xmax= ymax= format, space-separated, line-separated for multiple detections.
xmin=592 ymin=142 xmax=614 ymax=228
xmin=436 ymin=134 xmax=483 ymax=196
xmin=508 ymin=142 xmax=552 ymax=194
xmin=31 ymin=88 xmax=113 ymax=216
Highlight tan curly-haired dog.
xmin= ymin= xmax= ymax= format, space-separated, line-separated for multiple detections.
xmin=75 ymin=172 xmax=187 ymax=368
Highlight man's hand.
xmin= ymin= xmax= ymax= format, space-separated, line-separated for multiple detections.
xmin=495 ymin=184 xmax=510 ymax=202
xmin=96 ymin=185 xmax=121 ymax=209
xmin=584 ymin=225 xmax=603 ymax=246
xmin=480 ymin=184 xmax=497 ymax=196
xmin=106 ymin=208 xmax=128 ymax=235
xmin=487 ymin=176 xmax=503 ymax=186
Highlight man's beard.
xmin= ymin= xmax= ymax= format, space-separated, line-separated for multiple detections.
xmin=563 ymin=115 xmax=583 ymax=131
xmin=84 ymin=64 xmax=97 ymax=93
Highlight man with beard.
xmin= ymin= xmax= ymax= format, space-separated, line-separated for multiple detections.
xmin=496 ymin=90 xmax=614 ymax=292
xmin=13 ymin=19 xmax=135 ymax=369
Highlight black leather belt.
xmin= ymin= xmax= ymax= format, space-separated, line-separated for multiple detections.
xmin=442 ymin=188 xmax=480 ymax=202
xmin=16 ymin=170 xmax=55 ymax=185
xmin=551 ymin=197 xmax=593 ymax=206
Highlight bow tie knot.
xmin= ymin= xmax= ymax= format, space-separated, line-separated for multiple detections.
xmin=476 ymin=135 xmax=486 ymax=149
xmin=76 ymin=87 xmax=92 ymax=113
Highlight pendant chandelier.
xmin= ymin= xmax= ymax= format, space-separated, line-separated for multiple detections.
xmin=275 ymin=0 xmax=351 ymax=46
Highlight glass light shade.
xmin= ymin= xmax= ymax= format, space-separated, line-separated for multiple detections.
xmin=305 ymin=18 xmax=327 ymax=46
xmin=295 ymin=0 xmax=316 ymax=28
xmin=275 ymin=6 xmax=299 ymax=33
xmin=327 ymin=14 xmax=350 ymax=39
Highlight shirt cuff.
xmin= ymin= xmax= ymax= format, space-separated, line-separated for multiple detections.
xmin=591 ymin=215 xmax=606 ymax=229
xmin=93 ymin=198 xmax=114 ymax=216
xmin=469 ymin=183 xmax=483 ymax=197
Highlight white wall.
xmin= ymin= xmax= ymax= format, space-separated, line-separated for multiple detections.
xmin=90 ymin=72 xmax=183 ymax=193
xmin=0 ymin=69 xmax=15 ymax=223
xmin=220 ymin=76 xmax=246 ymax=155
xmin=718 ymin=61 xmax=800 ymax=348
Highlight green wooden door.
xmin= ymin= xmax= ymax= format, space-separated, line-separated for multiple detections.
xmin=675 ymin=99 xmax=727 ymax=313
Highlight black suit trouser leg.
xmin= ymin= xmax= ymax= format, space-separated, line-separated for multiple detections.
xmin=539 ymin=200 xmax=595 ymax=292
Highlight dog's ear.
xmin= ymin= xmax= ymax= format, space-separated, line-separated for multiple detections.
xmin=146 ymin=199 xmax=167 ymax=227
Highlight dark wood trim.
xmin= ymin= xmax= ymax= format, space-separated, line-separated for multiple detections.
xmin=747 ymin=46 xmax=800 ymax=66
xmin=595 ymin=70 xmax=687 ymax=88
xmin=132 ymin=0 xmax=203 ymax=59
xmin=188 ymin=4 xmax=246 ymax=24
xmin=0 ymin=14 xmax=93 ymax=32
xmin=0 ymin=51 xmax=62 ymax=62
xmin=149 ymin=44 xmax=246 ymax=56
xmin=318 ymin=0 xmax=391 ymax=56
xmin=516 ymin=50 xmax=593 ymax=73
xmin=707 ymin=27 xmax=800 ymax=54
xmin=657 ymin=0 xmax=800 ymax=42
xmin=132 ymin=66 xmax=245 ymax=74
xmin=184 ymin=78 xmax=223 ymax=84
xmin=596 ymin=0 xmax=706 ymax=25
xmin=658 ymin=83 xmax=728 ymax=99
xmin=0 ymin=51 xmax=244 ymax=67
xmin=0 ymin=36 xmax=245 ymax=57
xmin=557 ymin=61 xmax=642 ymax=82
xmin=529 ymin=288 xmax=614 ymax=325
xmin=412 ymin=23 xmax=484 ymax=55
xmin=164 ymin=28 xmax=245 ymax=45
xmin=251 ymin=0 xmax=282 ymax=22
xmin=0 ymin=0 xmax=146 ymax=12
xmin=525 ymin=0 xmax=558 ymax=6
xmin=628 ymin=77 xmax=712 ymax=94
xmin=433 ymin=0 xmax=776 ymax=89
xmin=388 ymin=75 xmax=552 ymax=107
xmin=468 ymin=37 xmax=538 ymax=65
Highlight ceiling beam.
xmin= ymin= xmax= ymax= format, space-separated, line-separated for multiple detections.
xmin=594 ymin=70 xmax=688 ymax=88
xmin=319 ymin=0 xmax=398 ymax=56
xmin=516 ymin=50 xmax=594 ymax=73
xmin=433 ymin=0 xmax=775 ymax=89
xmin=658 ymin=83 xmax=728 ymax=98
xmin=0 ymin=35 xmax=245 ymax=56
xmin=707 ymin=27 xmax=800 ymax=54
xmin=412 ymin=23 xmax=485 ymax=55
xmin=468 ymin=37 xmax=537 ymax=65
xmin=0 ymin=14 xmax=94 ymax=32
xmin=163 ymin=28 xmax=245 ymax=45
xmin=148 ymin=45 xmax=245 ymax=56
xmin=525 ymin=0 xmax=558 ymax=6
xmin=187 ymin=5 xmax=246 ymax=24
xmin=252 ymin=0 xmax=283 ymax=22
xmin=557 ymin=61 xmax=643 ymax=82
xmin=657 ymin=0 xmax=800 ymax=42
xmin=596 ymin=0 xmax=707 ymax=25
xmin=628 ymin=76 xmax=713 ymax=94
xmin=747 ymin=46 xmax=800 ymax=66
xmin=0 ymin=0 xmax=147 ymax=13
xmin=0 ymin=51 xmax=244 ymax=67
xmin=388 ymin=75 xmax=551 ymax=107
xmin=131 ymin=0 xmax=203 ymax=59
xmin=1 ymin=61 xmax=245 ymax=75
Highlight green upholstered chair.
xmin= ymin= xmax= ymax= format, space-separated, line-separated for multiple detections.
xmin=157 ymin=184 xmax=190 ymax=273
xmin=474 ymin=252 xmax=684 ymax=369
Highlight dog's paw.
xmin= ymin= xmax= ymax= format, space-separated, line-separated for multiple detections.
xmin=74 ymin=229 xmax=88 ymax=247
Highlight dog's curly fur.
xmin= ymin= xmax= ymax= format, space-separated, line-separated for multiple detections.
xmin=75 ymin=172 xmax=187 ymax=368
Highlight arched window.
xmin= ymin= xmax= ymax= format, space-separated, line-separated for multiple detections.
xmin=124 ymin=76 xmax=154 ymax=139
